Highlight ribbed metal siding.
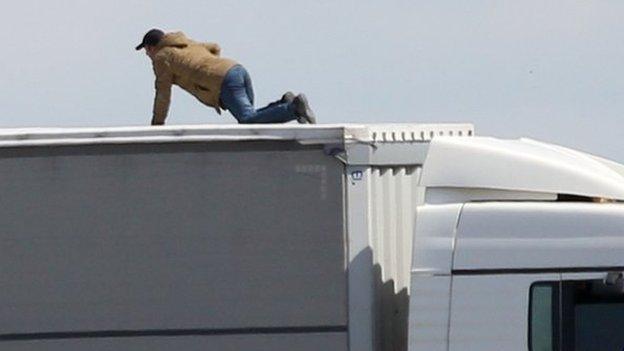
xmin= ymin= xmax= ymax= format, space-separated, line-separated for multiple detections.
xmin=370 ymin=166 xmax=424 ymax=351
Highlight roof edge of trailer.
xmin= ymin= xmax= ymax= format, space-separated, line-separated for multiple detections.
xmin=0 ymin=123 xmax=475 ymax=148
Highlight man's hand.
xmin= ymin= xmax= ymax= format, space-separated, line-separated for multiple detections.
xmin=152 ymin=56 xmax=173 ymax=126
xmin=151 ymin=119 xmax=164 ymax=126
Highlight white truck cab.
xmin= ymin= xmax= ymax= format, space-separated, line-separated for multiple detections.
xmin=410 ymin=136 xmax=624 ymax=351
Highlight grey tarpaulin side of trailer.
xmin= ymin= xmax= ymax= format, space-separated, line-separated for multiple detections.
xmin=0 ymin=142 xmax=348 ymax=350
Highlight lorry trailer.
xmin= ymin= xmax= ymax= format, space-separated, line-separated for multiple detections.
xmin=0 ymin=124 xmax=622 ymax=351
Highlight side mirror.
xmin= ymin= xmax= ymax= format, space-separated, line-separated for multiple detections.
xmin=604 ymin=272 xmax=624 ymax=293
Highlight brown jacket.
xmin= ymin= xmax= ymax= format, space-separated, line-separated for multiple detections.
xmin=151 ymin=32 xmax=238 ymax=124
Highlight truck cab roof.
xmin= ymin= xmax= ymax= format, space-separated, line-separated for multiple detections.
xmin=423 ymin=137 xmax=624 ymax=202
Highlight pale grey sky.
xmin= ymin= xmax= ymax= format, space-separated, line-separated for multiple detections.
xmin=0 ymin=1 xmax=622 ymax=160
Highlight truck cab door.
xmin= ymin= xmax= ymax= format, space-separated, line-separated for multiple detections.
xmin=448 ymin=273 xmax=560 ymax=351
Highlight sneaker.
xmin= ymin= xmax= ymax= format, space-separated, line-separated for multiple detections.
xmin=282 ymin=91 xmax=296 ymax=104
xmin=266 ymin=91 xmax=296 ymax=108
xmin=293 ymin=94 xmax=317 ymax=124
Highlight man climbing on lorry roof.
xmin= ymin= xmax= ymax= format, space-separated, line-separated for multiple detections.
xmin=136 ymin=28 xmax=317 ymax=125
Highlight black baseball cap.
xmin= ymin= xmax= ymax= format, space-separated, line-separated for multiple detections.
xmin=135 ymin=29 xmax=165 ymax=50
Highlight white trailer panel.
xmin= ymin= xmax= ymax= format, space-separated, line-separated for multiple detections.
xmin=0 ymin=142 xmax=346 ymax=345
xmin=0 ymin=124 xmax=476 ymax=351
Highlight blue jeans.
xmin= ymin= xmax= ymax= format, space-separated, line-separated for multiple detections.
xmin=220 ymin=65 xmax=297 ymax=124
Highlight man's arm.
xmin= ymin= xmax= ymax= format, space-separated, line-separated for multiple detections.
xmin=151 ymin=57 xmax=173 ymax=125
xmin=202 ymin=42 xmax=221 ymax=56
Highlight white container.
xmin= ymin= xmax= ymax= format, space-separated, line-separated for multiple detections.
xmin=0 ymin=124 xmax=470 ymax=351
xmin=2 ymin=124 xmax=624 ymax=351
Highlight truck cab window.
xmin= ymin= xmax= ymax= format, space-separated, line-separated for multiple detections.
xmin=530 ymin=283 xmax=559 ymax=351
xmin=562 ymin=280 xmax=624 ymax=351
xmin=529 ymin=278 xmax=624 ymax=351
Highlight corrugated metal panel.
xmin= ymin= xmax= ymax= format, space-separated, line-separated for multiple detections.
xmin=369 ymin=166 xmax=424 ymax=351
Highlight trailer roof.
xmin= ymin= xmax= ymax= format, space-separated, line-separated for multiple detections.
xmin=0 ymin=124 xmax=474 ymax=148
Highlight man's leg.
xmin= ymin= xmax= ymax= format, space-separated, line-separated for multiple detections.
xmin=220 ymin=66 xmax=298 ymax=124
xmin=220 ymin=66 xmax=256 ymax=122
xmin=242 ymin=68 xmax=255 ymax=106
